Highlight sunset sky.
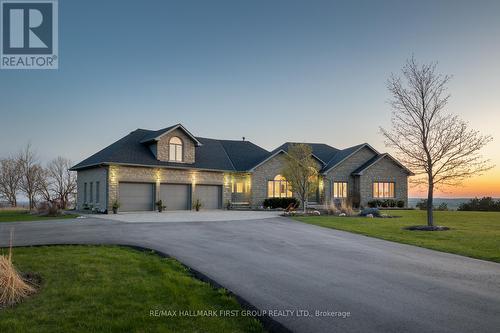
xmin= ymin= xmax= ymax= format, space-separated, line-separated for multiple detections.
xmin=0 ymin=0 xmax=499 ymax=198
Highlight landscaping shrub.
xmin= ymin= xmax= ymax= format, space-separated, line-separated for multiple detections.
xmin=36 ymin=201 xmax=61 ymax=217
xmin=360 ymin=208 xmax=381 ymax=217
xmin=263 ymin=197 xmax=299 ymax=209
xmin=368 ymin=199 xmax=403 ymax=208
xmin=0 ymin=232 xmax=36 ymax=307
xmin=458 ymin=197 xmax=500 ymax=211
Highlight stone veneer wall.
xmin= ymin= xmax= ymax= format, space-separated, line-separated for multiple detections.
xmin=358 ymin=157 xmax=409 ymax=207
xmin=76 ymin=167 xmax=108 ymax=211
xmin=251 ymin=153 xmax=324 ymax=208
xmin=324 ymin=146 xmax=377 ymax=205
xmin=156 ymin=128 xmax=196 ymax=163
xmin=107 ymin=165 xmax=230 ymax=211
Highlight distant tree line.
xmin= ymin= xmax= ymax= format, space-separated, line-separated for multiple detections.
xmin=457 ymin=197 xmax=500 ymax=212
xmin=0 ymin=143 xmax=76 ymax=210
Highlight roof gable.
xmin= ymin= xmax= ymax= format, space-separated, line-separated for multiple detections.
xmin=352 ymin=153 xmax=414 ymax=176
xmin=139 ymin=124 xmax=202 ymax=146
xmin=322 ymin=143 xmax=379 ymax=173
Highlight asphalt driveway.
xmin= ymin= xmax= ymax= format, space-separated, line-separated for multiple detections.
xmin=1 ymin=217 xmax=499 ymax=333
xmin=90 ymin=210 xmax=281 ymax=223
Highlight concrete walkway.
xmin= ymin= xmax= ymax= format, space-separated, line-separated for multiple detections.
xmin=1 ymin=217 xmax=499 ymax=333
xmin=89 ymin=210 xmax=281 ymax=222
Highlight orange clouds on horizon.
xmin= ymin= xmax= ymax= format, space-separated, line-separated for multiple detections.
xmin=408 ymin=171 xmax=500 ymax=198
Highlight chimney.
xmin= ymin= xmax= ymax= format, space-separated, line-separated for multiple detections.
xmin=242 ymin=137 xmax=246 ymax=141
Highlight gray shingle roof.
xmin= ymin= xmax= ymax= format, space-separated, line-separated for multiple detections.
xmin=70 ymin=129 xmax=269 ymax=172
xmin=270 ymin=142 xmax=339 ymax=165
xmin=322 ymin=143 xmax=373 ymax=172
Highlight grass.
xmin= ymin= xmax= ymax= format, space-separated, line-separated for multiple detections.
xmin=0 ymin=245 xmax=265 ymax=333
xmin=294 ymin=210 xmax=500 ymax=263
xmin=0 ymin=210 xmax=78 ymax=222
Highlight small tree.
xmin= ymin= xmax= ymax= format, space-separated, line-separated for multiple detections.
xmin=281 ymin=144 xmax=319 ymax=213
xmin=381 ymin=58 xmax=493 ymax=226
xmin=0 ymin=158 xmax=22 ymax=207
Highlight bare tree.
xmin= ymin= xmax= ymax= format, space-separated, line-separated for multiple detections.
xmin=18 ymin=144 xmax=44 ymax=210
xmin=0 ymin=158 xmax=22 ymax=207
xmin=381 ymin=58 xmax=493 ymax=226
xmin=37 ymin=167 xmax=54 ymax=204
xmin=47 ymin=157 xmax=76 ymax=209
xmin=281 ymin=144 xmax=319 ymax=213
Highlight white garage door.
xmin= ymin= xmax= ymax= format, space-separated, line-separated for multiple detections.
xmin=119 ymin=183 xmax=154 ymax=212
xmin=160 ymin=184 xmax=191 ymax=210
xmin=194 ymin=185 xmax=222 ymax=209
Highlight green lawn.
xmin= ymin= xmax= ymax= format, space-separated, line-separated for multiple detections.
xmin=294 ymin=210 xmax=500 ymax=263
xmin=0 ymin=246 xmax=264 ymax=333
xmin=0 ymin=210 xmax=78 ymax=222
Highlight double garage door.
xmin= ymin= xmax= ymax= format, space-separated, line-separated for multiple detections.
xmin=119 ymin=182 xmax=222 ymax=211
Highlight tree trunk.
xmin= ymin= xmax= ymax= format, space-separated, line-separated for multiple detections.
xmin=427 ymin=182 xmax=434 ymax=227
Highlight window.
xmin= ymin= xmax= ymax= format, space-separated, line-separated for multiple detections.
xmin=96 ymin=181 xmax=100 ymax=204
xmin=235 ymin=182 xmax=244 ymax=193
xmin=90 ymin=182 xmax=94 ymax=203
xmin=169 ymin=136 xmax=183 ymax=162
xmin=333 ymin=181 xmax=348 ymax=198
xmin=373 ymin=182 xmax=395 ymax=198
xmin=84 ymin=183 xmax=87 ymax=203
xmin=267 ymin=175 xmax=292 ymax=198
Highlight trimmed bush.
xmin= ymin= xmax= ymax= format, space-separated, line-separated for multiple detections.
xmin=396 ymin=200 xmax=405 ymax=208
xmin=263 ymin=197 xmax=299 ymax=209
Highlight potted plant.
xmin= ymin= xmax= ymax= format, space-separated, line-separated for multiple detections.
xmin=156 ymin=200 xmax=166 ymax=212
xmin=112 ymin=200 xmax=120 ymax=214
xmin=193 ymin=199 xmax=202 ymax=212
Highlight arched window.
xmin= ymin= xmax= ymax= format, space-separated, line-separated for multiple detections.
xmin=169 ymin=137 xmax=183 ymax=162
xmin=267 ymin=174 xmax=293 ymax=198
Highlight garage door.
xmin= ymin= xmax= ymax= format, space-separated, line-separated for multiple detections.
xmin=119 ymin=183 xmax=154 ymax=212
xmin=194 ymin=185 xmax=222 ymax=209
xmin=160 ymin=184 xmax=191 ymax=210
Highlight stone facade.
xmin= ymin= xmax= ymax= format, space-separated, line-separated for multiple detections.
xmin=324 ymin=146 xmax=377 ymax=205
xmin=250 ymin=153 xmax=324 ymax=208
xmin=358 ymin=156 xmax=409 ymax=207
xmin=107 ymin=165 xmax=230 ymax=212
xmin=76 ymin=142 xmax=410 ymax=212
xmin=156 ymin=128 xmax=196 ymax=163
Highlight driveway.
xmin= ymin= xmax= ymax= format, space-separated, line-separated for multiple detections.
xmin=89 ymin=210 xmax=281 ymax=223
xmin=1 ymin=217 xmax=499 ymax=333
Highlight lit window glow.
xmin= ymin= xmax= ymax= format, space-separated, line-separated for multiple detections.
xmin=373 ymin=182 xmax=395 ymax=198
xmin=267 ymin=174 xmax=292 ymax=198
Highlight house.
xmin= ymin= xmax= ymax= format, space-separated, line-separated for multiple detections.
xmin=70 ymin=124 xmax=413 ymax=212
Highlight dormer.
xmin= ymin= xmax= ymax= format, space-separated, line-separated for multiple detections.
xmin=140 ymin=124 xmax=201 ymax=164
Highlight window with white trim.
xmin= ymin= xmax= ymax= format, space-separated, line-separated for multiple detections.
xmin=373 ymin=182 xmax=395 ymax=198
xmin=267 ymin=175 xmax=292 ymax=198
xmin=169 ymin=137 xmax=183 ymax=162
xmin=333 ymin=181 xmax=348 ymax=198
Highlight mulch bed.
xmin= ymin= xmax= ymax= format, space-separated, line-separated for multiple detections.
xmin=403 ymin=225 xmax=450 ymax=231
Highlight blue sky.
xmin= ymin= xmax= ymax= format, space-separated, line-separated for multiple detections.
xmin=1 ymin=0 xmax=499 ymax=196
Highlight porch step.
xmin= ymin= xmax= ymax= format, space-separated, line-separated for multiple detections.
xmin=230 ymin=202 xmax=251 ymax=210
